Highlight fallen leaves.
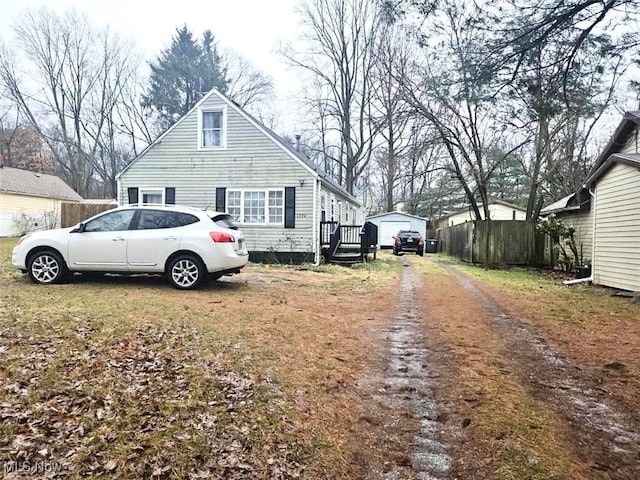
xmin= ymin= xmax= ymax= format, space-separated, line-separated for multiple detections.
xmin=0 ymin=323 xmax=308 ymax=479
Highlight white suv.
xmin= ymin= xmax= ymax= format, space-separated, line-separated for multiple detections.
xmin=12 ymin=205 xmax=249 ymax=289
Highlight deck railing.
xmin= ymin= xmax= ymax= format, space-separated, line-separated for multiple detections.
xmin=320 ymin=221 xmax=338 ymax=245
xmin=340 ymin=225 xmax=362 ymax=245
xmin=320 ymin=221 xmax=379 ymax=263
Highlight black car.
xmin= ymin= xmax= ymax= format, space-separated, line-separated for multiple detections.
xmin=393 ymin=230 xmax=424 ymax=256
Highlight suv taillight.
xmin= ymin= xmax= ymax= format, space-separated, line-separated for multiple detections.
xmin=210 ymin=232 xmax=235 ymax=243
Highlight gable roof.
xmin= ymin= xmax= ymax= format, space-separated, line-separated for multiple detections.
xmin=366 ymin=211 xmax=428 ymax=221
xmin=0 ymin=166 xmax=82 ymax=201
xmin=118 ymin=88 xmax=360 ymax=206
xmin=586 ymin=110 xmax=640 ymax=179
xmin=585 ymin=153 xmax=640 ymax=186
xmin=540 ymin=188 xmax=593 ymax=215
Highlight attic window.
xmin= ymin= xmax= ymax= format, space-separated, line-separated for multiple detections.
xmin=199 ymin=109 xmax=226 ymax=148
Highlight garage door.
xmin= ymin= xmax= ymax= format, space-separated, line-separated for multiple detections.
xmin=379 ymin=221 xmax=411 ymax=247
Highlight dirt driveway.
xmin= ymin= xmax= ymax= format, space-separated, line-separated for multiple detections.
xmin=377 ymin=256 xmax=640 ymax=480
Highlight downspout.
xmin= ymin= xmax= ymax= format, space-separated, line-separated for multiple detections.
xmin=116 ymin=177 xmax=121 ymax=206
xmin=563 ymin=185 xmax=596 ymax=285
xmin=313 ymin=177 xmax=319 ymax=265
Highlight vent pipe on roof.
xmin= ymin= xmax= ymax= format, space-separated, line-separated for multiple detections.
xmin=295 ymin=134 xmax=301 ymax=152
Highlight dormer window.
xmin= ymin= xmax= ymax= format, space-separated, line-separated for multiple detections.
xmin=199 ymin=108 xmax=226 ymax=148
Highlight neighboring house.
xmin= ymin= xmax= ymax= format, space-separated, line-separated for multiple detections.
xmin=583 ymin=110 xmax=640 ymax=292
xmin=366 ymin=211 xmax=427 ymax=248
xmin=436 ymin=198 xmax=526 ymax=230
xmin=0 ymin=166 xmax=82 ymax=236
xmin=117 ymin=88 xmax=363 ymax=264
xmin=541 ymin=110 xmax=640 ymax=291
xmin=540 ymin=189 xmax=593 ymax=263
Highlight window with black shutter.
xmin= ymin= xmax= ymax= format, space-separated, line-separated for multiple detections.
xmin=284 ymin=187 xmax=295 ymax=228
xmin=216 ymin=187 xmax=226 ymax=212
xmin=127 ymin=187 xmax=139 ymax=204
xmin=165 ymin=188 xmax=175 ymax=204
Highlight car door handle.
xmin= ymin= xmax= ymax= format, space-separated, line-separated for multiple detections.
xmin=112 ymin=237 xmax=126 ymax=241
xmin=163 ymin=236 xmax=178 ymax=240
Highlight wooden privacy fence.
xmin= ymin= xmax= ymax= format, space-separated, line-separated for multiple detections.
xmin=438 ymin=220 xmax=552 ymax=266
xmin=61 ymin=202 xmax=116 ymax=227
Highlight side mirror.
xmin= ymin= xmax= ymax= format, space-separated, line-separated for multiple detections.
xmin=71 ymin=222 xmax=85 ymax=233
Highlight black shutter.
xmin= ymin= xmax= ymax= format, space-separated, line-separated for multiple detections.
xmin=216 ymin=187 xmax=226 ymax=212
xmin=284 ymin=187 xmax=296 ymax=228
xmin=165 ymin=187 xmax=175 ymax=204
xmin=127 ymin=187 xmax=139 ymax=204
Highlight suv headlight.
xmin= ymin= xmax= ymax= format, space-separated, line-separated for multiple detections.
xmin=16 ymin=234 xmax=31 ymax=247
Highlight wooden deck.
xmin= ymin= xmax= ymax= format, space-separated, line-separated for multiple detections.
xmin=320 ymin=221 xmax=378 ymax=265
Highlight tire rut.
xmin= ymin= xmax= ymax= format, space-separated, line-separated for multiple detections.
xmin=441 ymin=263 xmax=640 ymax=479
xmin=380 ymin=257 xmax=450 ymax=480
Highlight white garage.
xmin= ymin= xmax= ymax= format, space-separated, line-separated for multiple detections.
xmin=366 ymin=211 xmax=428 ymax=248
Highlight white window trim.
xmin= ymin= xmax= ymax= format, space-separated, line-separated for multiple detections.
xmin=140 ymin=188 xmax=165 ymax=205
xmin=227 ymin=188 xmax=285 ymax=225
xmin=197 ymin=106 xmax=227 ymax=150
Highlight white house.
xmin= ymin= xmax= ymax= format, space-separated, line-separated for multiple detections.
xmin=117 ymin=88 xmax=363 ymax=264
xmin=0 ymin=166 xmax=82 ymax=236
xmin=437 ymin=198 xmax=526 ymax=231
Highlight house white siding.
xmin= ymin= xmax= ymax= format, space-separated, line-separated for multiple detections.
xmin=593 ymin=163 xmax=640 ymax=291
xmin=438 ymin=203 xmax=526 ymax=229
xmin=0 ymin=192 xmax=67 ymax=236
xmin=557 ymin=210 xmax=593 ymax=263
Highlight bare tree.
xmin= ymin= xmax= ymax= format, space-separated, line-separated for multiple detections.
xmin=400 ymin=2 xmax=525 ymax=222
xmin=504 ymin=31 xmax=626 ymax=219
xmin=0 ymin=8 xmax=141 ymax=197
xmin=486 ymin=0 xmax=639 ymax=83
xmin=223 ymin=50 xmax=275 ymax=111
xmin=283 ymin=0 xmax=381 ymax=194
xmin=370 ymin=24 xmax=415 ymax=211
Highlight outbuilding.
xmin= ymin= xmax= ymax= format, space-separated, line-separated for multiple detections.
xmin=366 ymin=211 xmax=428 ymax=248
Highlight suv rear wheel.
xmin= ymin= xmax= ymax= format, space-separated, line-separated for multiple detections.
xmin=167 ymin=254 xmax=206 ymax=290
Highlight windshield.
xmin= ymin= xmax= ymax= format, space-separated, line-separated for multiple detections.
xmin=398 ymin=231 xmax=421 ymax=239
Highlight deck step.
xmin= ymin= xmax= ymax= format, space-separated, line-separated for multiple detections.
xmin=329 ymin=251 xmax=364 ymax=265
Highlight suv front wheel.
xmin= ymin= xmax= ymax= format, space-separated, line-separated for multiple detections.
xmin=28 ymin=250 xmax=69 ymax=285
xmin=167 ymin=254 xmax=206 ymax=290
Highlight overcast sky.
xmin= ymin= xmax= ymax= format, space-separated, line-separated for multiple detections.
xmin=0 ymin=0 xmax=305 ymax=130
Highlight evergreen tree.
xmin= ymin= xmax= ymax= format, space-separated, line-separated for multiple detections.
xmin=143 ymin=26 xmax=228 ymax=131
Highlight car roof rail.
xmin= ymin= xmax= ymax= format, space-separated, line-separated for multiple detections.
xmin=123 ymin=203 xmax=176 ymax=207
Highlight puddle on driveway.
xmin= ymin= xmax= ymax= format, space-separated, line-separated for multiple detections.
xmin=381 ymin=258 xmax=450 ymax=480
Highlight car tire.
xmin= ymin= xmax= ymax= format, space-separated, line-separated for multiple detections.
xmin=167 ymin=254 xmax=206 ymax=290
xmin=27 ymin=250 xmax=69 ymax=285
